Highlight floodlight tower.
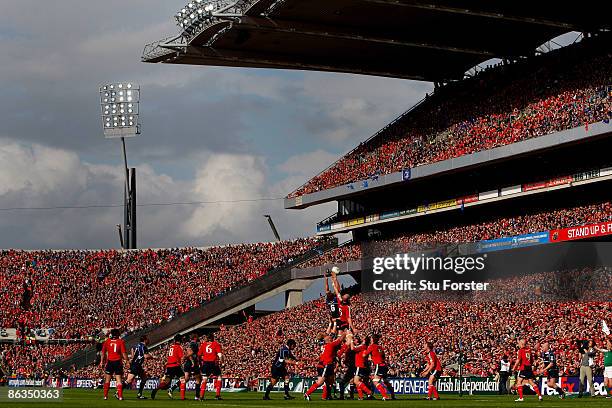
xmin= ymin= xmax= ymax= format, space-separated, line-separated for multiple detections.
xmin=99 ymin=82 xmax=140 ymax=249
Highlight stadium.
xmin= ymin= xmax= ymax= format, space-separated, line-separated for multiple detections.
xmin=1 ymin=1 xmax=612 ymax=407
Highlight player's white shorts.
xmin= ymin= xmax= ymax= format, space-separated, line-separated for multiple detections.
xmin=605 ymin=366 xmax=612 ymax=379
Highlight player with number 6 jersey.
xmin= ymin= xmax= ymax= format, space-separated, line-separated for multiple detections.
xmin=198 ymin=333 xmax=223 ymax=400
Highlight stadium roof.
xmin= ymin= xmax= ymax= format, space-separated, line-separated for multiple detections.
xmin=143 ymin=0 xmax=610 ymax=81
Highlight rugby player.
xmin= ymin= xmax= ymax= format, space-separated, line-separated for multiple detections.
xmin=351 ymin=335 xmax=373 ymax=400
xmin=263 ymin=339 xmax=299 ymax=400
xmin=184 ymin=333 xmax=202 ymax=400
xmin=99 ymin=328 xmax=129 ymax=401
xmin=513 ymin=338 xmax=543 ymax=402
xmin=151 ymin=335 xmax=186 ymax=400
xmin=421 ymin=341 xmax=442 ymax=401
xmin=124 ymin=335 xmax=152 ymax=399
xmin=198 ymin=333 xmax=223 ymax=400
xmin=304 ymin=332 xmax=346 ymax=401
xmin=595 ymin=337 xmax=612 ymax=398
xmin=539 ymin=341 xmax=565 ymax=398
xmin=329 ymin=266 xmax=354 ymax=333
xmin=337 ymin=336 xmax=357 ymax=399
xmin=364 ymin=333 xmax=395 ymax=400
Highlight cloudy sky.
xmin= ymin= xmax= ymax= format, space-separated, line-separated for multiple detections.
xmin=0 ymin=0 xmax=432 ymax=249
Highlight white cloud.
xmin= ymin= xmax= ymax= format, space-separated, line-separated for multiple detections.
xmin=0 ymin=139 xmax=189 ymax=249
xmin=0 ymin=140 xmax=333 ymax=248
xmin=182 ymin=153 xmax=268 ymax=241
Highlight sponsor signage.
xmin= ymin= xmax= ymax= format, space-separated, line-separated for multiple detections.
xmin=317 ymin=224 xmax=331 ymax=232
xmin=429 ymin=199 xmax=457 ymax=211
xmin=402 ymin=168 xmax=411 ymax=181
xmin=380 ymin=211 xmax=399 ymax=220
xmin=540 ymin=376 xmax=607 ymax=396
xmin=524 ymin=176 xmax=572 ymax=192
xmin=27 ymin=378 xmax=246 ymax=392
xmin=573 ymin=169 xmax=600 ymax=182
xmin=366 ymin=214 xmax=380 ymax=223
xmin=400 ymin=208 xmax=418 ymax=216
xmin=437 ymin=376 xmax=498 ymax=395
xmin=546 ymin=176 xmax=572 ymax=188
xmin=476 ymin=232 xmax=550 ymax=253
xmin=550 ymin=220 xmax=612 ymax=242
xmin=347 ymin=217 xmax=365 ymax=227
xmin=501 ymin=185 xmax=521 ymax=196
xmin=522 ymin=181 xmax=547 ymax=192
xmin=478 ymin=189 xmax=498 ymax=200
xmin=258 ymin=377 xmax=497 ymax=395
xmin=457 ymin=194 xmax=478 ymax=205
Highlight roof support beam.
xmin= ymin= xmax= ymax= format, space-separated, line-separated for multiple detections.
xmin=361 ymin=0 xmax=579 ymax=30
xmin=175 ymin=45 xmax=432 ymax=80
xmin=235 ymin=16 xmax=496 ymax=57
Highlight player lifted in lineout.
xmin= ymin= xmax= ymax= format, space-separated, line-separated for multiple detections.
xmin=325 ymin=267 xmax=354 ymax=334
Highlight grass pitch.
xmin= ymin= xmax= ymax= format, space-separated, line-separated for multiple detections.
xmin=2 ymin=390 xmax=611 ymax=408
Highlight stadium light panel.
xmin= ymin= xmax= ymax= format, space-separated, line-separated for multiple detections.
xmin=99 ymin=82 xmax=140 ymax=138
xmin=174 ymin=0 xmax=230 ymax=37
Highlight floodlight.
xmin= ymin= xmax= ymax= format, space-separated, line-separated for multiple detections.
xmin=99 ymin=82 xmax=140 ymax=138
xmin=174 ymin=0 xmax=232 ymax=37
xmin=98 ymin=84 xmax=140 ymax=250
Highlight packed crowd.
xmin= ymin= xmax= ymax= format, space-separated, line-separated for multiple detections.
xmin=0 ymin=343 xmax=83 ymax=379
xmin=63 ymin=267 xmax=611 ymax=381
xmin=0 ymin=238 xmax=325 ymax=342
xmin=207 ymin=276 xmax=612 ymax=380
xmin=11 ymin=276 xmax=612 ymax=382
xmin=289 ymin=42 xmax=612 ymax=198
xmin=303 ymin=200 xmax=612 ymax=269
xmin=4 ymin=198 xmax=612 ymax=379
